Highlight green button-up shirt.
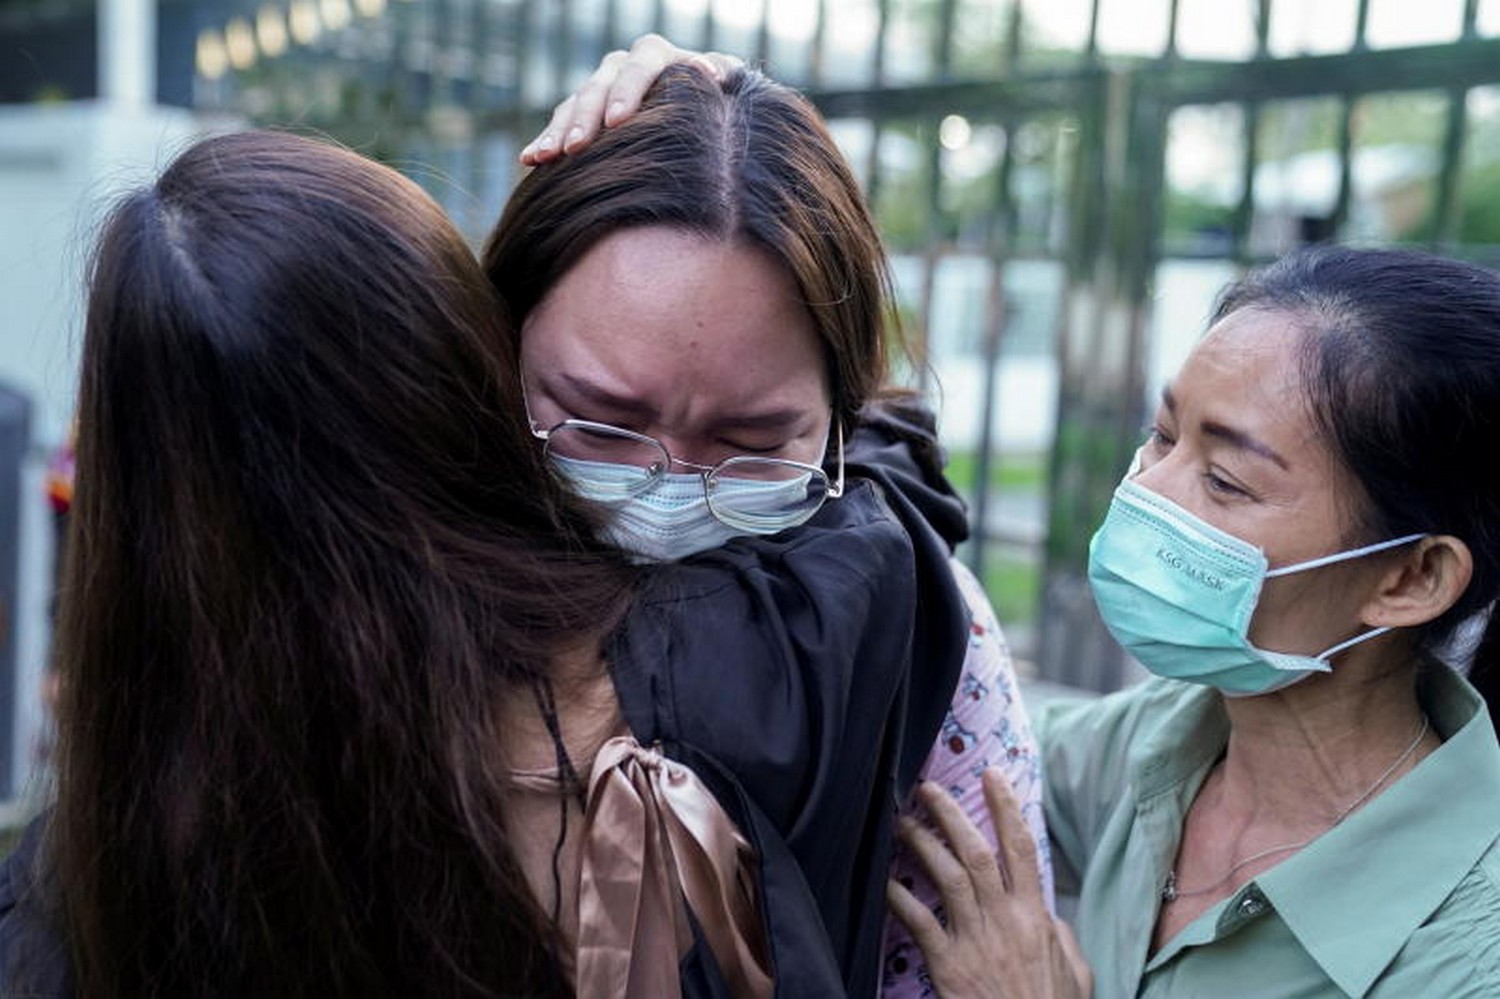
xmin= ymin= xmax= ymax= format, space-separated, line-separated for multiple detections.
xmin=1037 ymin=664 xmax=1500 ymax=998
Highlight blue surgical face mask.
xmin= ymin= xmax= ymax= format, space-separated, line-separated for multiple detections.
xmin=1087 ymin=476 xmax=1426 ymax=696
xmin=549 ymin=454 xmax=816 ymax=562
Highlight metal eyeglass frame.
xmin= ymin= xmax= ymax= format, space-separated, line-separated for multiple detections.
xmin=524 ymin=398 xmax=846 ymax=531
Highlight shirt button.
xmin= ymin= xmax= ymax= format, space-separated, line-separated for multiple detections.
xmin=1238 ymin=895 xmax=1266 ymax=918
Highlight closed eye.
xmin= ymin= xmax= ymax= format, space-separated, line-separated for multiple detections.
xmin=1203 ymin=471 xmax=1250 ymax=498
xmin=723 ymin=439 xmax=788 ymax=456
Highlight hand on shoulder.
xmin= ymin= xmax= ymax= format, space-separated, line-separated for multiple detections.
xmin=888 ymin=769 xmax=1092 ymax=999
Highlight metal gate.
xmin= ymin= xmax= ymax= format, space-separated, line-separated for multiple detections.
xmin=140 ymin=0 xmax=1500 ymax=689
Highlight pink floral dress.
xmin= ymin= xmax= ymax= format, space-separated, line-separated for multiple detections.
xmin=880 ymin=560 xmax=1054 ymax=997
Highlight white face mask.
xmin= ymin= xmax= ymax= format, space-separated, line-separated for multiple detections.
xmin=549 ymin=454 xmax=818 ymax=562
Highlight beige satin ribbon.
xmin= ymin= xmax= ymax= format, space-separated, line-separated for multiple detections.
xmin=575 ymin=736 xmax=773 ymax=999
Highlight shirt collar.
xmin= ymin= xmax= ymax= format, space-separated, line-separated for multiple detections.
xmin=1252 ymin=664 xmax=1500 ymax=997
xmin=1129 ymin=680 xmax=1225 ymax=805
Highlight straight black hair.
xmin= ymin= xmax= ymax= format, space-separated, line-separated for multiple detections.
xmin=45 ymin=130 xmax=634 ymax=998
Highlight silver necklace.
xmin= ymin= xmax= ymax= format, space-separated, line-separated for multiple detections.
xmin=1161 ymin=715 xmax=1429 ymax=904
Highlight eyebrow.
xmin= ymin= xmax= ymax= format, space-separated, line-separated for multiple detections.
xmin=1161 ymin=387 xmax=1290 ymax=470
xmin=551 ymin=372 xmax=811 ymax=432
xmin=713 ymin=409 xmax=812 ymax=433
xmin=550 ymin=372 xmax=657 ymax=421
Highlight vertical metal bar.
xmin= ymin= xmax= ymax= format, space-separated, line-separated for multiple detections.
xmin=1038 ymin=66 xmax=1167 ymax=692
xmin=470 ymin=0 xmax=490 ymax=107
xmin=914 ymin=128 xmax=944 ymax=398
xmin=554 ymin=0 xmax=573 ymax=98
xmin=461 ymin=0 xmax=492 ymax=239
xmin=1353 ymin=0 xmax=1370 ymax=50
xmin=100 ymin=0 xmax=156 ymax=107
xmin=651 ymin=0 xmax=667 ymax=37
xmin=1435 ymin=87 xmax=1471 ymax=248
xmin=866 ymin=120 xmax=885 ymax=209
xmin=1254 ymin=0 xmax=1270 ymax=58
xmin=968 ymin=120 xmax=1017 ymax=585
xmin=0 ymin=390 xmax=28 ymax=798
xmin=1331 ymin=96 xmax=1355 ymax=236
xmin=602 ymin=0 xmax=619 ymax=51
xmin=434 ymin=0 xmax=455 ymax=102
xmin=700 ymin=0 xmax=716 ymax=53
xmin=810 ymin=0 xmax=828 ymax=86
xmin=1233 ymin=102 xmax=1261 ymax=263
xmin=874 ymin=0 xmax=889 ymax=86
xmin=754 ymin=0 xmax=771 ymax=66
xmin=1464 ymin=0 xmax=1481 ymax=38
xmin=514 ymin=0 xmax=534 ymax=132
xmin=1085 ymin=0 xmax=1101 ymax=58
xmin=1005 ymin=0 xmax=1024 ymax=70
xmin=1165 ymin=0 xmax=1181 ymax=58
xmin=935 ymin=0 xmax=957 ymax=79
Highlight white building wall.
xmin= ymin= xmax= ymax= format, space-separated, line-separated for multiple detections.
xmin=0 ymin=98 xmax=230 ymax=797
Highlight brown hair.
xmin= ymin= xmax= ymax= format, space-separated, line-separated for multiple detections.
xmin=46 ymin=130 xmax=632 ymax=998
xmin=482 ymin=65 xmax=895 ymax=429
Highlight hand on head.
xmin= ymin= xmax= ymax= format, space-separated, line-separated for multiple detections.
xmin=520 ymin=34 xmax=743 ymax=164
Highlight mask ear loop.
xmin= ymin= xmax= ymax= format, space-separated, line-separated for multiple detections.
xmin=1264 ymin=533 xmax=1426 ymax=662
xmin=1310 ymin=626 xmax=1393 ymax=661
xmin=1265 ymin=533 xmax=1428 ymax=579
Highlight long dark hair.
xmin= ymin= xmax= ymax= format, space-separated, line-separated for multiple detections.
xmin=47 ymin=130 xmax=633 ymax=998
xmin=482 ymin=64 xmax=894 ymax=430
xmin=1215 ymin=246 xmax=1500 ymax=715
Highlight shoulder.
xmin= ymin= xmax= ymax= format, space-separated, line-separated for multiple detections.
xmin=1033 ymin=678 xmax=1211 ymax=864
xmin=1376 ymin=844 xmax=1500 ymax=996
xmin=1035 ymin=675 xmax=1192 ymax=760
xmin=0 ymin=819 xmax=73 ymax=999
xmin=609 ymin=480 xmax=921 ymax=805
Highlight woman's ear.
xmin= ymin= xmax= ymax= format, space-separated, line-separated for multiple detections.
xmin=1364 ymin=535 xmax=1474 ymax=628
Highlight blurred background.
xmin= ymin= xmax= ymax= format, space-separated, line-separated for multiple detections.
xmin=4 ymin=0 xmax=1500 ymax=809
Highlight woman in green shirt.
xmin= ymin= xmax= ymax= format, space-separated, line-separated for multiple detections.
xmin=899 ymin=246 xmax=1500 ymax=998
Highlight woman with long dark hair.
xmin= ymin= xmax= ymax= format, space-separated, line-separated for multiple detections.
xmin=488 ymin=58 xmax=1051 ymax=999
xmin=0 ymin=129 xmax=925 ymax=998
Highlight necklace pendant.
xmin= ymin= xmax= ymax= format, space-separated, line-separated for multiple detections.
xmin=1162 ymin=870 xmax=1178 ymax=903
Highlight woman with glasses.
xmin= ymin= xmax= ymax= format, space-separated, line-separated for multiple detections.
xmin=486 ymin=57 xmax=1052 ymax=998
xmin=0 ymin=131 xmax=931 ymax=999
xmin=515 ymin=38 xmax=1500 ymax=999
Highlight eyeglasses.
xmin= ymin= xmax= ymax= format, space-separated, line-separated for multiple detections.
xmin=527 ymin=405 xmax=845 ymax=534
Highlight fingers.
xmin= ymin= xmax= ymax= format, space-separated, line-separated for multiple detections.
xmin=601 ymin=34 xmax=689 ymax=126
xmin=982 ymin=767 xmax=1044 ymax=909
xmin=916 ymin=779 xmax=1008 ymax=910
xmin=1056 ymin=919 xmax=1095 ymax=999
xmin=518 ymin=34 xmax=747 ymax=165
xmin=520 ymin=95 xmax=574 ymax=165
xmin=886 ymin=877 xmax=948 ymax=958
xmin=686 ymin=49 xmax=745 ymax=87
xmin=896 ymin=810 xmax=981 ymax=931
xmin=592 ymin=36 xmax=743 ymax=130
xmin=519 ymin=42 xmax=636 ymax=165
xmin=899 ymin=780 xmax=1010 ymax=936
